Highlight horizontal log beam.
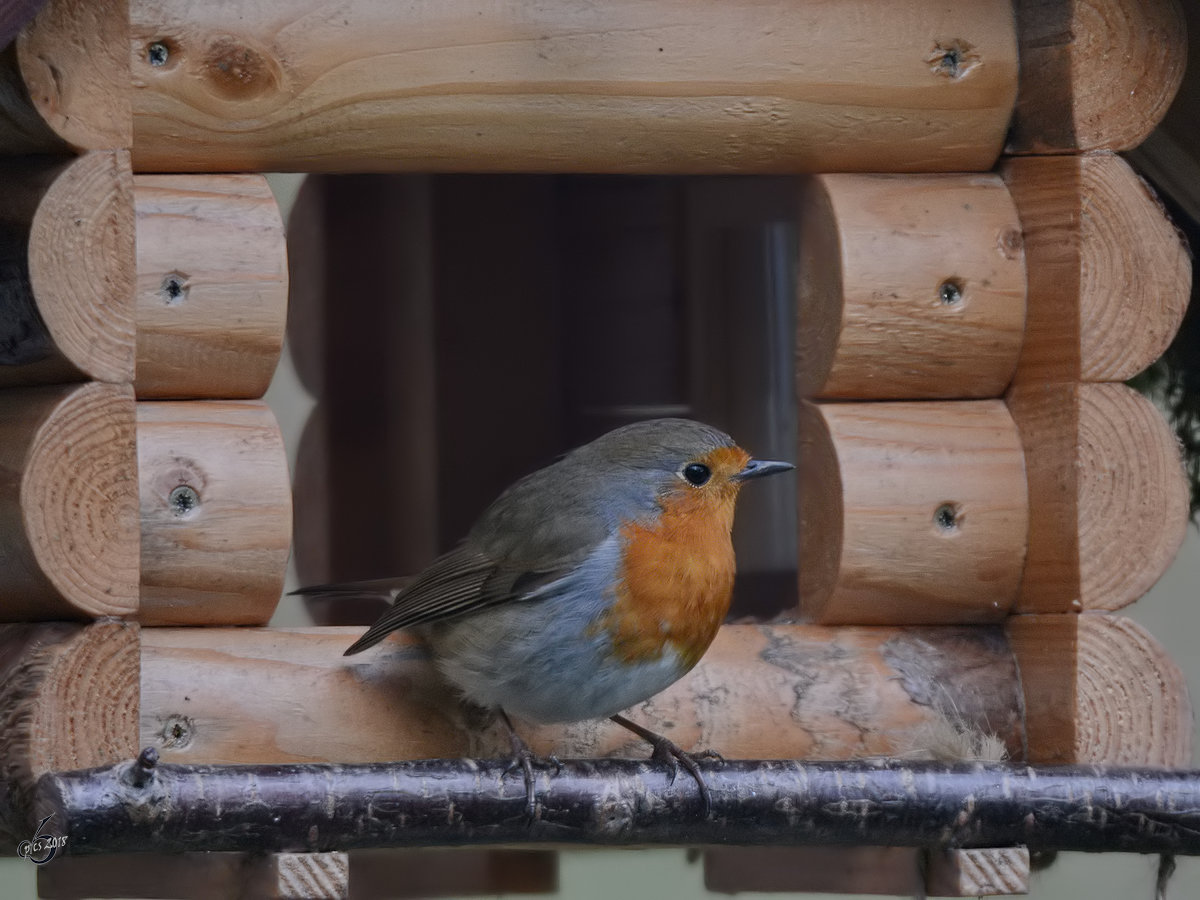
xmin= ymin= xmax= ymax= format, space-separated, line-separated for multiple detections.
xmin=139 ymin=624 xmax=1025 ymax=765
xmin=35 ymin=756 xmax=1200 ymax=856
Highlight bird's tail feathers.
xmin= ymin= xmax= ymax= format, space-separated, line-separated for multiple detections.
xmin=289 ymin=575 xmax=413 ymax=602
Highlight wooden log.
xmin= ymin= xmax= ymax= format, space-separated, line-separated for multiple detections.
xmin=0 ymin=383 xmax=139 ymax=619
xmin=1007 ymin=382 xmax=1189 ymax=613
xmin=134 ymin=174 xmax=288 ymax=399
xmin=0 ymin=621 xmax=138 ymax=852
xmin=1007 ymin=613 xmax=1192 ymax=766
xmin=1002 ymin=152 xmax=1191 ymax=385
xmin=136 ymin=400 xmax=291 ymax=625
xmin=243 ymin=853 xmax=349 ymax=900
xmin=0 ymin=0 xmax=129 ymax=154
xmin=796 ymin=173 xmax=1026 ymax=400
xmin=1008 ymin=0 xmax=1186 ymax=154
xmin=138 ymin=624 xmax=1025 ymax=765
xmin=38 ymin=852 xmax=350 ymax=900
xmin=924 ymin=847 xmax=1031 ymax=897
xmin=1125 ymin=0 xmax=1200 ymax=223
xmin=33 ymin=756 xmax=1200 ymax=855
xmin=0 ymin=151 xmax=134 ymax=386
xmin=797 ymin=400 xmax=1027 ymax=625
xmin=128 ymin=0 xmax=1017 ymax=173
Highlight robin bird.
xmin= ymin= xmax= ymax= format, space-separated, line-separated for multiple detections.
xmin=296 ymin=418 xmax=792 ymax=815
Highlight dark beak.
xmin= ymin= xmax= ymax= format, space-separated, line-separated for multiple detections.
xmin=734 ymin=458 xmax=794 ymax=482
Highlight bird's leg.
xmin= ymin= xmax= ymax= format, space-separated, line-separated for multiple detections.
xmin=497 ymin=709 xmax=539 ymax=820
xmin=610 ymin=713 xmax=716 ymax=816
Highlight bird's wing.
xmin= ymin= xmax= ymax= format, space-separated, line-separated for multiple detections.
xmin=294 ymin=546 xmax=572 ymax=656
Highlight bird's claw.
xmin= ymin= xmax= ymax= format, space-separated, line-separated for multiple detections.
xmin=497 ymin=709 xmax=540 ymax=821
xmin=648 ymin=736 xmax=713 ymax=816
xmin=501 ymin=746 xmax=538 ymax=821
xmin=610 ymin=713 xmax=716 ymax=818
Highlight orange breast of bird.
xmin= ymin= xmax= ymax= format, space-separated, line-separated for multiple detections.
xmin=596 ymin=446 xmax=749 ymax=672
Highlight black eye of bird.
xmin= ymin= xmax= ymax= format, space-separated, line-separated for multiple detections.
xmin=682 ymin=463 xmax=712 ymax=487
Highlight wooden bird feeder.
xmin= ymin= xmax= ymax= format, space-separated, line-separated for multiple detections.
xmin=0 ymin=0 xmax=1196 ymax=898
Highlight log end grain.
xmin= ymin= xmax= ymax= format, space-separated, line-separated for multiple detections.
xmin=0 ymin=383 xmax=139 ymax=619
xmin=1010 ymin=0 xmax=1187 ymax=153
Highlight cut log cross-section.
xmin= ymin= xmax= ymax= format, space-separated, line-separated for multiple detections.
xmin=0 ymin=621 xmax=138 ymax=853
xmin=0 ymin=383 xmax=139 ymax=620
xmin=0 ymin=386 xmax=290 ymax=624
xmin=0 ymin=152 xmax=135 ymax=387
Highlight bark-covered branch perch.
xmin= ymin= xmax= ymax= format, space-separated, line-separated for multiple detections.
xmin=36 ymin=755 xmax=1200 ymax=856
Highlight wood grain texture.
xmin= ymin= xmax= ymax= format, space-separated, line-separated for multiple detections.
xmin=137 ymin=400 xmax=290 ymax=625
xmin=1009 ymin=0 xmax=1186 ymax=153
xmin=0 ymin=621 xmax=138 ymax=851
xmin=798 ymin=400 xmax=1027 ymax=624
xmin=129 ymin=0 xmax=1017 ymax=173
xmin=1002 ymin=153 xmax=1190 ymax=385
xmin=1076 ymin=384 xmax=1190 ymax=610
xmin=1008 ymin=614 xmax=1192 ymax=766
xmin=0 ymin=383 xmax=139 ymax=619
xmin=796 ymin=173 xmax=1026 ymax=399
xmin=0 ymin=151 xmax=135 ymax=386
xmin=134 ymin=174 xmax=287 ymax=399
xmin=244 ymin=853 xmax=349 ymax=900
xmin=0 ymin=0 xmax=129 ymax=154
xmin=924 ymin=847 xmax=1030 ymax=897
xmin=139 ymin=624 xmax=1025 ymax=766
xmin=1006 ymin=382 xmax=1189 ymax=613
xmin=1125 ymin=0 xmax=1200 ymax=222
